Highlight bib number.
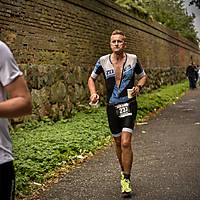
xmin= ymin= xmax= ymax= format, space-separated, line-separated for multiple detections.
xmin=115 ymin=103 xmax=132 ymax=118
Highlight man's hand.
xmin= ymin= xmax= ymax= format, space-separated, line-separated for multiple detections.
xmin=89 ymin=93 xmax=99 ymax=105
xmin=131 ymin=75 xmax=147 ymax=97
xmin=131 ymin=86 xmax=140 ymax=97
xmin=88 ymin=76 xmax=99 ymax=106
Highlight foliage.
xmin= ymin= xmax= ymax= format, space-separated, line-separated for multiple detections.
xmin=136 ymin=80 xmax=188 ymax=120
xmin=189 ymin=0 xmax=200 ymax=9
xmin=11 ymin=108 xmax=112 ymax=199
xmin=11 ymin=80 xmax=189 ymax=199
xmin=114 ymin=0 xmax=199 ymax=45
xmin=115 ymin=0 xmax=152 ymax=18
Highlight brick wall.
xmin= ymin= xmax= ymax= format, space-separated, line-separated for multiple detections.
xmin=0 ymin=0 xmax=200 ymax=120
xmin=1 ymin=0 xmax=199 ymax=67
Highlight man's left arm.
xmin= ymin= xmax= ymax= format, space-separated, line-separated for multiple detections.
xmin=0 ymin=76 xmax=32 ymax=118
xmin=132 ymin=58 xmax=147 ymax=96
xmin=137 ymin=75 xmax=147 ymax=90
xmin=132 ymin=75 xmax=147 ymax=96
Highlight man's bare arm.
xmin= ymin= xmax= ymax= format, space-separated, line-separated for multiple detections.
xmin=88 ymin=76 xmax=99 ymax=104
xmin=0 ymin=76 xmax=32 ymax=118
xmin=88 ymin=76 xmax=97 ymax=95
xmin=131 ymin=75 xmax=147 ymax=96
xmin=137 ymin=75 xmax=147 ymax=88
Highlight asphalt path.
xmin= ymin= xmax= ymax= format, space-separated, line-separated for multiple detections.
xmin=38 ymin=88 xmax=200 ymax=200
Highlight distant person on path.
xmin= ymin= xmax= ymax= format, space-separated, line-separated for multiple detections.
xmin=196 ymin=65 xmax=200 ymax=86
xmin=0 ymin=40 xmax=32 ymax=200
xmin=186 ymin=62 xmax=198 ymax=89
xmin=88 ymin=30 xmax=147 ymax=196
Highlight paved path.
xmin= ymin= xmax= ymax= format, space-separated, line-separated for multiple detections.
xmin=38 ymin=88 xmax=200 ymax=200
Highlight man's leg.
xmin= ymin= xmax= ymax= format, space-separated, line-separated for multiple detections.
xmin=120 ymin=131 xmax=133 ymax=195
xmin=114 ymin=132 xmax=133 ymax=173
xmin=191 ymin=77 xmax=196 ymax=88
xmin=121 ymin=131 xmax=133 ymax=175
xmin=189 ymin=76 xmax=193 ymax=89
xmin=114 ymin=136 xmax=123 ymax=170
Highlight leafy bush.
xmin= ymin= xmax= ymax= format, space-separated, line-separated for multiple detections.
xmin=11 ymin=80 xmax=189 ymax=199
xmin=137 ymin=80 xmax=188 ymax=120
xmin=115 ymin=0 xmax=199 ymax=45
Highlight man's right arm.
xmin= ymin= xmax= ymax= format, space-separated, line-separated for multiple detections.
xmin=88 ymin=76 xmax=99 ymax=104
xmin=88 ymin=58 xmax=103 ymax=104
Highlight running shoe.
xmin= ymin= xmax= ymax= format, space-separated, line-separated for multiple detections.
xmin=121 ymin=171 xmax=124 ymax=189
xmin=121 ymin=178 xmax=132 ymax=194
xmin=121 ymin=171 xmax=124 ymax=181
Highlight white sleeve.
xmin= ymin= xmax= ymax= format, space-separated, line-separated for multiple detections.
xmin=0 ymin=41 xmax=23 ymax=86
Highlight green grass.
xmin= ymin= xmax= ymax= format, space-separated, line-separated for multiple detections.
xmin=11 ymin=80 xmax=189 ymax=199
xmin=136 ymin=80 xmax=189 ymax=120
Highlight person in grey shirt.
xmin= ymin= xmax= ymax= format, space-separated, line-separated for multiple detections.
xmin=0 ymin=40 xmax=32 ymax=200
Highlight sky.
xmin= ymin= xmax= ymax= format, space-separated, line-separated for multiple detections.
xmin=183 ymin=0 xmax=200 ymax=40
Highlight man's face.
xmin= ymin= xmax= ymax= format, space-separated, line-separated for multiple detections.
xmin=110 ymin=34 xmax=126 ymax=54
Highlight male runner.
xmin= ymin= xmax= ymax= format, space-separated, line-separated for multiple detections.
xmin=88 ymin=30 xmax=147 ymax=195
xmin=0 ymin=40 xmax=32 ymax=199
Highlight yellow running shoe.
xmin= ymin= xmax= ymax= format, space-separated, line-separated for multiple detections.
xmin=121 ymin=178 xmax=132 ymax=194
xmin=121 ymin=171 xmax=124 ymax=180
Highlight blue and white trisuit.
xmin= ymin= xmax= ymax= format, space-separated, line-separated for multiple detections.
xmin=91 ymin=53 xmax=146 ymax=137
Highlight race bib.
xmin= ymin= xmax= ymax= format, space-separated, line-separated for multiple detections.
xmin=115 ymin=103 xmax=132 ymax=118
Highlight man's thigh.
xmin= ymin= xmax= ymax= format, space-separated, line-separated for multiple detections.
xmin=0 ymin=161 xmax=15 ymax=200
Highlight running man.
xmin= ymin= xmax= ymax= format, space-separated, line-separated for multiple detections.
xmin=0 ymin=40 xmax=32 ymax=199
xmin=88 ymin=30 xmax=147 ymax=195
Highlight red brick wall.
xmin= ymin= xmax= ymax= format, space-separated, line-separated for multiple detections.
xmin=1 ymin=0 xmax=199 ymax=68
xmin=0 ymin=0 xmax=199 ymax=120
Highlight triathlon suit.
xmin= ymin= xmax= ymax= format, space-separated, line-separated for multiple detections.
xmin=0 ymin=40 xmax=22 ymax=199
xmin=91 ymin=53 xmax=146 ymax=137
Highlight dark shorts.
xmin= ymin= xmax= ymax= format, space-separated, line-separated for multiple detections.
xmin=0 ymin=161 xmax=15 ymax=200
xmin=106 ymin=101 xmax=137 ymax=137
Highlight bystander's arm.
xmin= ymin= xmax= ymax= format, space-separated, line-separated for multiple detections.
xmin=0 ymin=76 xmax=32 ymax=118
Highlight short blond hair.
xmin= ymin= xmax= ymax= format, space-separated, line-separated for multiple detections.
xmin=111 ymin=30 xmax=126 ymax=40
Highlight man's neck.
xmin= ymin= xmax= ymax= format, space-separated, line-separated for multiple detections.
xmin=111 ymin=52 xmax=126 ymax=62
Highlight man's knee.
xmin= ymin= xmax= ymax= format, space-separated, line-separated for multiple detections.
xmin=121 ymin=131 xmax=132 ymax=149
xmin=121 ymin=140 xmax=131 ymax=149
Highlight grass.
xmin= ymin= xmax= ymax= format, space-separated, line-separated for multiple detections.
xmin=11 ymin=80 xmax=189 ymax=199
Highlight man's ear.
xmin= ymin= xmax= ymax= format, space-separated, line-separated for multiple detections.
xmin=124 ymin=41 xmax=127 ymax=48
